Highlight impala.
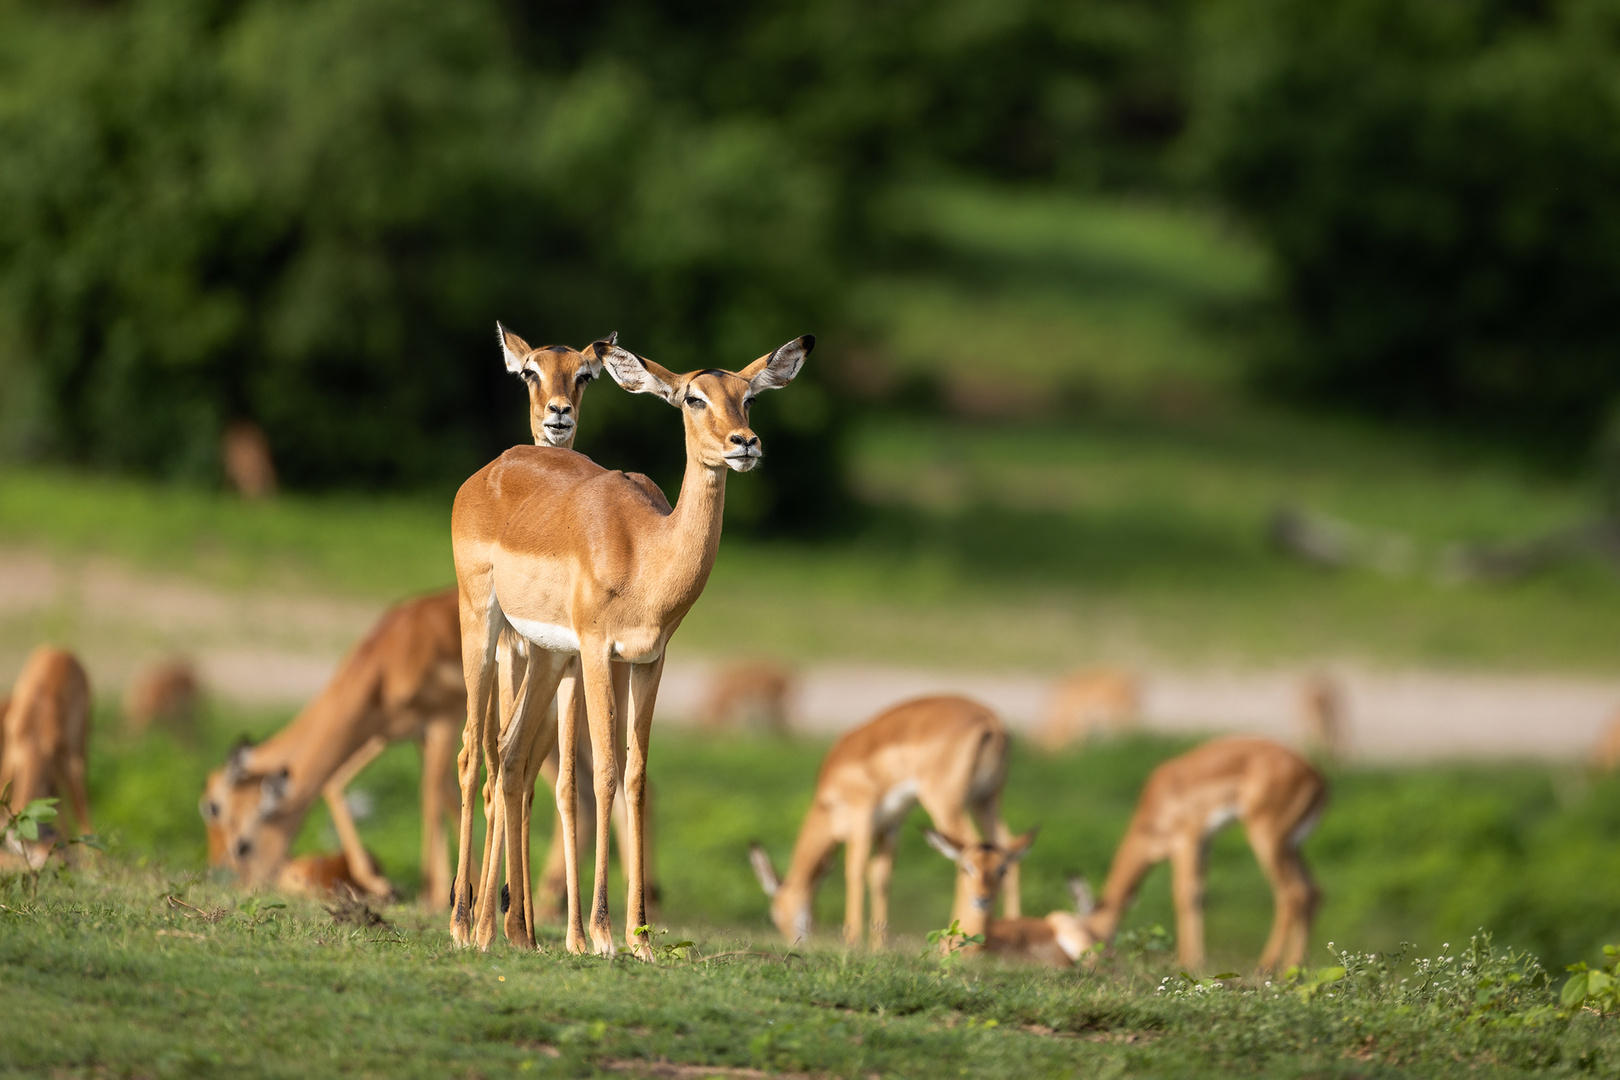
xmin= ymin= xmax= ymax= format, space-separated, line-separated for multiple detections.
xmin=0 ymin=646 xmax=92 ymax=864
xmin=451 ymin=333 xmax=813 ymax=957
xmin=200 ymin=590 xmax=464 ymax=905
xmin=1073 ymin=736 xmax=1327 ymax=972
xmin=1039 ymin=667 xmax=1139 ymax=751
xmin=923 ymin=829 xmax=1094 ymax=966
xmin=748 ymin=695 xmax=1020 ymax=947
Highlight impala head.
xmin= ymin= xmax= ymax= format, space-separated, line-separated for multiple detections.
xmin=199 ymin=739 xmax=296 ymax=884
xmin=599 ymin=335 xmax=814 ymax=472
xmin=924 ymin=828 xmax=1040 ymax=915
xmin=497 ymin=322 xmax=607 ymax=449
xmin=748 ymin=842 xmax=814 ymax=942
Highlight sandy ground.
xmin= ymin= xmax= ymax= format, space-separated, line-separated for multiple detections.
xmin=3 ymin=545 xmax=1617 ymax=763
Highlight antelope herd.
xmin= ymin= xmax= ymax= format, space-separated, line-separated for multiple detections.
xmin=15 ymin=321 xmax=1619 ymax=974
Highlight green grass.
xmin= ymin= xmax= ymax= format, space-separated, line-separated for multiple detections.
xmin=87 ymin=712 xmax=1620 ymax=973
xmin=10 ymin=719 xmax=1620 ymax=1077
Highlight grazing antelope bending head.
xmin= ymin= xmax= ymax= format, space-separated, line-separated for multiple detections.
xmin=200 ymin=741 xmax=295 ymax=884
xmin=925 ymin=828 xmax=1040 ymax=916
xmin=499 ymin=323 xmax=606 ymax=449
xmin=598 ymin=337 xmax=812 ymax=472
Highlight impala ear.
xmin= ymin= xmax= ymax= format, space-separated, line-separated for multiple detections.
xmin=497 ymin=322 xmax=533 ymax=374
xmin=1006 ymin=826 xmax=1040 ymax=863
xmin=1068 ymin=875 xmax=1096 ymax=916
xmin=923 ymin=829 xmax=964 ymax=862
xmin=225 ymin=737 xmax=254 ymax=785
xmin=258 ymin=768 xmax=290 ymax=818
xmin=748 ymin=842 xmax=781 ymax=898
xmin=582 ymin=331 xmax=616 ymax=379
xmin=600 ymin=342 xmax=680 ymax=404
xmin=739 ymin=334 xmax=814 ymax=394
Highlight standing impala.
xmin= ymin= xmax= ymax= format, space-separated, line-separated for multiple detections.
xmin=1075 ymin=736 xmax=1327 ymax=972
xmin=748 ymin=695 xmax=1021 ymax=947
xmin=450 ymin=333 xmax=813 ymax=957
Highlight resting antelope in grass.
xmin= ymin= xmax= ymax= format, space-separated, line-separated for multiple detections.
xmin=200 ymin=590 xmax=464 ymax=905
xmin=0 ymin=647 xmax=93 ymax=865
xmin=924 ymin=829 xmax=1095 ymax=967
xmin=747 ymin=695 xmax=1020 ymax=948
xmin=451 ymin=332 xmax=813 ymax=957
xmin=1073 ymin=736 xmax=1327 ymax=972
xmin=477 ymin=323 xmax=656 ymax=940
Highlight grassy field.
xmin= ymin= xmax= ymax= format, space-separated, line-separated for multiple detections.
xmin=4 ymin=403 xmax=1617 ymax=674
xmin=84 ymin=710 xmax=1620 ymax=973
xmin=3 ymin=719 xmax=1618 ymax=1077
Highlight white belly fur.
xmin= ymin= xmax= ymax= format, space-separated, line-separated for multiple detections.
xmin=875 ymin=779 xmax=919 ymax=830
xmin=505 ymin=613 xmax=582 ymax=654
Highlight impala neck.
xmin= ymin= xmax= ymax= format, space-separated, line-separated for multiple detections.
xmin=656 ymin=446 xmax=730 ymax=612
xmin=252 ymin=677 xmax=376 ymax=810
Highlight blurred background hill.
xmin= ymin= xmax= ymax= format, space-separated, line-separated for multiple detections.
xmin=4 ymin=0 xmax=1617 ymax=534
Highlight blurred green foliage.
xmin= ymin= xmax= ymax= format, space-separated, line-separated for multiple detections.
xmin=1197 ymin=0 xmax=1620 ymax=455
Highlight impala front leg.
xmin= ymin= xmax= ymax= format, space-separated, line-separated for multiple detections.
xmin=496 ymin=649 xmax=565 ymax=949
xmin=579 ymin=644 xmax=620 ymax=956
xmin=624 ymin=657 xmax=665 ymax=958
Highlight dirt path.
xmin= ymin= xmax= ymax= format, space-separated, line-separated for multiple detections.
xmin=3 ymin=545 xmax=1616 ymax=762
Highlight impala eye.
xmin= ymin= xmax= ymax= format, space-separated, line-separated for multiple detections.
xmin=576 ymin=372 xmax=594 ymax=385
xmin=744 ymin=397 xmax=756 ymax=410
xmin=685 ymin=395 xmax=706 ymax=409
xmin=521 ymin=370 xmax=537 ymax=383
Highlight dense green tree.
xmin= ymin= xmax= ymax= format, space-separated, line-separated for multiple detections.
xmin=1196 ymin=0 xmax=1620 ymax=454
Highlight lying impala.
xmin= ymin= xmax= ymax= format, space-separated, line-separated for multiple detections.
xmin=924 ymin=829 xmax=1094 ymax=966
xmin=1 ymin=646 xmax=93 ymax=866
xmin=1075 ymin=736 xmax=1327 ymax=972
xmin=200 ymin=589 xmax=464 ymax=904
xmin=748 ymin=695 xmax=1021 ymax=947
xmin=452 ymin=333 xmax=813 ymax=957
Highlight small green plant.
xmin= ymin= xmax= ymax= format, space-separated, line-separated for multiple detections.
xmin=926 ymin=919 xmax=985 ymax=967
xmin=1117 ymin=923 xmax=1173 ymax=963
xmin=236 ymin=897 xmax=287 ymax=937
xmin=1561 ymin=945 xmax=1620 ymax=1015
xmin=631 ymin=925 xmax=695 ymax=963
xmin=0 ymin=783 xmax=103 ymax=897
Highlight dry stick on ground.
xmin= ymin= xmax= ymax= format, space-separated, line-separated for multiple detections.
xmin=449 ymin=333 xmax=813 ymax=958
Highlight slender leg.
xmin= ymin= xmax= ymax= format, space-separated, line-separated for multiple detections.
xmin=623 ymin=657 xmax=665 ymax=957
xmin=534 ymin=752 xmax=567 ymax=921
xmin=452 ymin=591 xmax=502 ymax=946
xmin=497 ymin=650 xmax=564 ymax=949
xmin=61 ymin=754 xmax=93 ymax=838
xmin=866 ymin=828 xmax=899 ymax=948
xmin=1170 ymin=836 xmax=1207 ymax=970
xmin=554 ymin=662 xmax=590 ymax=954
xmin=842 ymin=826 xmax=871 ymax=947
xmin=321 ymin=734 xmax=392 ymax=898
xmin=517 ymin=691 xmax=557 ymax=941
xmin=579 ymin=645 xmax=621 ymax=956
xmin=420 ymin=718 xmax=458 ymax=909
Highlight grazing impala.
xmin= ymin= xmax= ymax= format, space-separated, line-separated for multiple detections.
xmin=0 ymin=647 xmax=93 ymax=862
xmin=1075 ymin=737 xmax=1327 ymax=972
xmin=748 ymin=695 xmax=1020 ymax=948
xmin=451 ymin=333 xmax=813 ymax=957
xmin=200 ymin=590 xmax=464 ymax=905
xmin=1039 ymin=667 xmax=1139 ymax=751
xmin=923 ymin=829 xmax=1094 ymax=967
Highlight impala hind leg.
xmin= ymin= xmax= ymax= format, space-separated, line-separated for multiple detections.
xmin=420 ymin=718 xmax=458 ymax=909
xmin=554 ymin=663 xmax=590 ymax=953
xmin=623 ymin=657 xmax=665 ymax=958
xmin=1251 ymin=829 xmax=1321 ymax=973
xmin=842 ymin=826 xmax=871 ymax=947
xmin=578 ymin=646 xmax=621 ymax=956
xmin=496 ymin=649 xmax=564 ymax=949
